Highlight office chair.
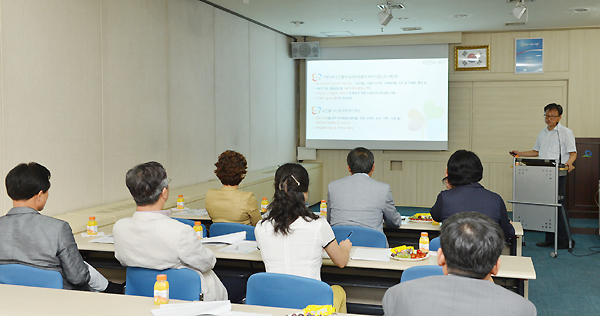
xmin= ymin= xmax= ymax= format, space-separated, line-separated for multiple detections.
xmin=400 ymin=265 xmax=444 ymax=283
xmin=246 ymin=272 xmax=333 ymax=309
xmin=331 ymin=225 xmax=387 ymax=248
xmin=0 ymin=264 xmax=63 ymax=289
xmin=429 ymin=237 xmax=441 ymax=252
xmin=209 ymin=222 xmax=255 ymax=241
xmin=125 ymin=267 xmax=202 ymax=301
xmin=172 ymin=217 xmax=207 ymax=238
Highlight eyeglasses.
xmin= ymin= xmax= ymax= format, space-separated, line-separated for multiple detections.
xmin=543 ymin=114 xmax=559 ymax=119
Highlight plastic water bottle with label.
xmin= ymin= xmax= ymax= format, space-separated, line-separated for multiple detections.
xmin=154 ymin=274 xmax=169 ymax=305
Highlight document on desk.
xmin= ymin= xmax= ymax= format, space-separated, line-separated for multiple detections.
xmin=201 ymin=231 xmax=247 ymax=245
xmin=152 ymin=300 xmax=231 ymax=316
xmin=88 ymin=235 xmax=114 ymax=244
xmin=351 ymin=248 xmax=391 ymax=262
xmin=218 ymin=241 xmax=257 ymax=254
xmin=171 ymin=208 xmax=209 ymax=216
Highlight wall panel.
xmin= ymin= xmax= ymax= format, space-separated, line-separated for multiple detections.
xmin=214 ymin=10 xmax=250 ymax=159
xmin=276 ymin=35 xmax=297 ymax=165
xmin=249 ymin=24 xmax=277 ymax=170
xmin=1 ymin=0 xmax=103 ymax=215
xmin=167 ymin=0 xmax=216 ymax=187
xmin=101 ymin=0 xmax=169 ymax=203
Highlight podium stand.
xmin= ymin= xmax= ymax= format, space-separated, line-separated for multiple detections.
xmin=509 ymin=157 xmax=573 ymax=257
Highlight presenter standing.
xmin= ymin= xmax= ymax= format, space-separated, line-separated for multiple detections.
xmin=510 ymin=103 xmax=577 ymax=249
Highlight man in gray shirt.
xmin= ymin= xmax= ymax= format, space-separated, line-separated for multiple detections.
xmin=327 ymin=147 xmax=402 ymax=234
xmin=0 ymin=162 xmax=121 ymax=292
xmin=383 ymin=212 xmax=537 ymax=316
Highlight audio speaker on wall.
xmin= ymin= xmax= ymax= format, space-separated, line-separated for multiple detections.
xmin=291 ymin=42 xmax=320 ymax=59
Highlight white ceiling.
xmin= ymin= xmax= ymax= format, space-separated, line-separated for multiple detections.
xmin=203 ymin=0 xmax=600 ymax=38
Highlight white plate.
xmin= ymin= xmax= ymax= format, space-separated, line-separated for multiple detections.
xmin=407 ymin=218 xmax=434 ymax=224
xmin=390 ymin=253 xmax=430 ymax=261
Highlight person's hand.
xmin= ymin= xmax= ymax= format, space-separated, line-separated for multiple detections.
xmin=565 ymin=162 xmax=575 ymax=172
xmin=339 ymin=239 xmax=352 ymax=252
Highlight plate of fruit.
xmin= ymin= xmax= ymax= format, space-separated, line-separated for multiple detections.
xmin=390 ymin=245 xmax=429 ymax=261
xmin=408 ymin=213 xmax=434 ymax=223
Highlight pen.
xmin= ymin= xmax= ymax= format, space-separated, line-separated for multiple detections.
xmin=345 ymin=231 xmax=353 ymax=240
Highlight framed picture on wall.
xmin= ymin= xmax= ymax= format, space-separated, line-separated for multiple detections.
xmin=454 ymin=45 xmax=490 ymax=71
xmin=515 ymin=38 xmax=543 ymax=74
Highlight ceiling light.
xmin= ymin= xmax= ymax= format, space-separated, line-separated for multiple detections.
xmin=291 ymin=21 xmax=304 ymax=27
xmin=378 ymin=8 xmax=393 ymax=26
xmin=396 ymin=17 xmax=410 ymax=21
xmin=572 ymin=8 xmax=590 ymax=13
xmin=513 ymin=0 xmax=527 ymax=19
xmin=453 ymin=14 xmax=470 ymax=19
xmin=341 ymin=18 xmax=356 ymax=22
xmin=402 ymin=27 xmax=422 ymax=31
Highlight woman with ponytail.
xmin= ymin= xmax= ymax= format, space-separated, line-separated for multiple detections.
xmin=255 ymin=163 xmax=352 ymax=313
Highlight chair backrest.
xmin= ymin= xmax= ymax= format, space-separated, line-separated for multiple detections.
xmin=429 ymin=237 xmax=441 ymax=252
xmin=0 ymin=264 xmax=63 ymax=289
xmin=331 ymin=225 xmax=387 ymax=248
xmin=400 ymin=265 xmax=444 ymax=283
xmin=246 ymin=273 xmax=333 ymax=309
xmin=125 ymin=267 xmax=201 ymax=301
xmin=209 ymin=222 xmax=255 ymax=241
xmin=172 ymin=218 xmax=207 ymax=237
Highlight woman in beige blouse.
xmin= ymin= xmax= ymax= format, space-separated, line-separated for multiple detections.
xmin=205 ymin=151 xmax=261 ymax=226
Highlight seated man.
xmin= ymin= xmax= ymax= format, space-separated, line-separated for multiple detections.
xmin=382 ymin=212 xmax=536 ymax=316
xmin=430 ymin=149 xmax=515 ymax=240
xmin=0 ymin=162 xmax=121 ymax=293
xmin=327 ymin=147 xmax=402 ymax=233
xmin=113 ymin=161 xmax=227 ymax=301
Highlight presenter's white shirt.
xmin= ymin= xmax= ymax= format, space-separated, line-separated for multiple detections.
xmin=533 ymin=122 xmax=576 ymax=164
xmin=255 ymin=217 xmax=335 ymax=281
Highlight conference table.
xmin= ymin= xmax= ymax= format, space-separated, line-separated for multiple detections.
xmin=75 ymin=224 xmax=536 ymax=305
xmin=0 ymin=283 xmax=362 ymax=316
xmin=171 ymin=211 xmax=525 ymax=256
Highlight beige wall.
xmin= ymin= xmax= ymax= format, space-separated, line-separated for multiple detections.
xmin=0 ymin=0 xmax=296 ymax=216
xmin=311 ymin=29 xmax=600 ymax=209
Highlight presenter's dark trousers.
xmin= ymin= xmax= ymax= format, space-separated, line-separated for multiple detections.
xmin=545 ymin=175 xmax=570 ymax=243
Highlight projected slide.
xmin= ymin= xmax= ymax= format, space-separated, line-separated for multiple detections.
xmin=306 ymin=58 xmax=448 ymax=150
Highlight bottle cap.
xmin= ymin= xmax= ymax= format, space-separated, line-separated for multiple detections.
xmin=321 ymin=200 xmax=326 ymax=203
xmin=156 ymin=274 xmax=167 ymax=281
xmin=194 ymin=221 xmax=201 ymax=226
xmin=89 ymin=216 xmax=95 ymax=220
xmin=178 ymin=195 xmax=183 ymax=198
xmin=421 ymin=232 xmax=428 ymax=237
xmin=262 ymin=197 xmax=268 ymax=200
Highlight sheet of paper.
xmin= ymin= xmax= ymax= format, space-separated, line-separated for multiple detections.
xmin=88 ymin=235 xmax=114 ymax=244
xmin=223 ymin=311 xmax=272 ymax=316
xmin=201 ymin=231 xmax=247 ymax=245
xmin=171 ymin=208 xmax=209 ymax=216
xmin=152 ymin=300 xmax=231 ymax=316
xmin=80 ymin=232 xmax=105 ymax=238
xmin=218 ymin=241 xmax=258 ymax=254
xmin=351 ymin=247 xmax=391 ymax=262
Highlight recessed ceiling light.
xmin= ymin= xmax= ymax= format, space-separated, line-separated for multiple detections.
xmin=341 ymin=18 xmax=356 ymax=22
xmin=290 ymin=21 xmax=304 ymax=26
xmin=453 ymin=14 xmax=470 ymax=19
xmin=572 ymin=8 xmax=590 ymax=13
xmin=402 ymin=27 xmax=422 ymax=31
xmin=321 ymin=31 xmax=356 ymax=37
xmin=396 ymin=17 xmax=410 ymax=21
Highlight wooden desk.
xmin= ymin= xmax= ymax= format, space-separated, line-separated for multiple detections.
xmin=75 ymin=224 xmax=535 ymax=298
xmin=0 ymin=283 xmax=360 ymax=316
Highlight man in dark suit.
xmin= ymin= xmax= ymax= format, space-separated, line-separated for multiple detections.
xmin=0 ymin=162 xmax=121 ymax=292
xmin=327 ymin=147 xmax=402 ymax=234
xmin=383 ymin=212 xmax=536 ymax=316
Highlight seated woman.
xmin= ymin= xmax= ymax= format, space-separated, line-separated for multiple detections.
xmin=206 ymin=150 xmax=261 ymax=226
xmin=255 ymin=163 xmax=352 ymax=313
xmin=430 ymin=150 xmax=516 ymax=240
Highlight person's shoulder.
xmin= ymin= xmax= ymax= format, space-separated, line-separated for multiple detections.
xmin=329 ymin=175 xmax=352 ymax=186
